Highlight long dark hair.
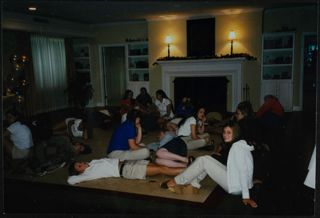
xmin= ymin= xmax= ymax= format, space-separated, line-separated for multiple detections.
xmin=126 ymin=109 xmax=141 ymax=122
xmin=122 ymin=89 xmax=133 ymax=100
xmin=222 ymin=120 xmax=240 ymax=143
xmin=5 ymin=108 xmax=22 ymax=122
xmin=236 ymin=101 xmax=255 ymax=119
xmin=68 ymin=160 xmax=80 ymax=176
xmin=178 ymin=106 xmax=205 ymax=127
xmin=155 ymin=89 xmax=169 ymax=99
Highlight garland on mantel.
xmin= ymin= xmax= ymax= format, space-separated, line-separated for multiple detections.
xmin=154 ymin=53 xmax=257 ymax=65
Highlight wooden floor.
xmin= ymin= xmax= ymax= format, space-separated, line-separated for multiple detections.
xmin=1 ymin=110 xmax=316 ymax=216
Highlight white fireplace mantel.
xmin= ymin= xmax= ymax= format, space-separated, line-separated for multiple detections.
xmin=157 ymin=57 xmax=247 ymax=112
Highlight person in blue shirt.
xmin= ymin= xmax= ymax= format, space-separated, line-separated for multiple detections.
xmin=175 ymin=97 xmax=194 ymax=118
xmin=107 ymin=109 xmax=150 ymax=161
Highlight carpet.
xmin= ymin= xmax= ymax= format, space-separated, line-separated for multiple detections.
xmin=4 ymin=127 xmax=219 ymax=203
xmin=74 ymin=174 xmax=217 ymax=203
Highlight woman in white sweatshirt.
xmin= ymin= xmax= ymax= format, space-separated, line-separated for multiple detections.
xmin=162 ymin=121 xmax=257 ymax=208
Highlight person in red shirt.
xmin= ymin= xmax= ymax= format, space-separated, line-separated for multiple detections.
xmin=256 ymin=95 xmax=284 ymax=128
xmin=120 ymin=89 xmax=135 ymax=123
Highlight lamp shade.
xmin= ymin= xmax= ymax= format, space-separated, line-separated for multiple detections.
xmin=229 ymin=31 xmax=236 ymax=40
xmin=165 ymin=35 xmax=173 ymax=44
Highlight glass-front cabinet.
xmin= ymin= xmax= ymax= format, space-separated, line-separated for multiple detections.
xmin=73 ymin=44 xmax=91 ymax=83
xmin=126 ymin=41 xmax=149 ymax=96
xmin=262 ymin=32 xmax=294 ymax=80
xmin=261 ymin=32 xmax=294 ymax=111
xmin=127 ymin=41 xmax=149 ymax=82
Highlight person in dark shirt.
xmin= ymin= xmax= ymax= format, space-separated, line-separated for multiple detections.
xmin=136 ymin=87 xmax=159 ymax=132
xmin=234 ymin=101 xmax=261 ymax=145
xmin=31 ymin=135 xmax=92 ymax=175
xmin=256 ymin=94 xmax=284 ymax=129
xmin=107 ymin=109 xmax=150 ymax=161
xmin=175 ymin=97 xmax=194 ymax=118
xmin=136 ymin=87 xmax=153 ymax=109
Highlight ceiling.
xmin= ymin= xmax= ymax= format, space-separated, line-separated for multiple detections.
xmin=2 ymin=0 xmax=317 ymax=25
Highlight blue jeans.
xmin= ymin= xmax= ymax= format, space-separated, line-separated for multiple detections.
xmin=146 ymin=132 xmax=175 ymax=151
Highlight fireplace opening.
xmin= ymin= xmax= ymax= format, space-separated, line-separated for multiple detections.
xmin=173 ymin=77 xmax=229 ymax=114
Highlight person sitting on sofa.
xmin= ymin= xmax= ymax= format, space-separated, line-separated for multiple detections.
xmin=67 ymin=158 xmax=184 ymax=185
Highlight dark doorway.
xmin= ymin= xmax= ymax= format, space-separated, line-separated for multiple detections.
xmin=302 ymin=34 xmax=317 ymax=129
xmin=187 ymin=18 xmax=215 ymax=57
xmin=173 ymin=77 xmax=228 ymax=113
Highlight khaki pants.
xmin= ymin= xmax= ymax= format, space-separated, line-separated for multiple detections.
xmin=181 ymin=133 xmax=210 ymax=150
xmin=108 ymin=148 xmax=150 ymax=161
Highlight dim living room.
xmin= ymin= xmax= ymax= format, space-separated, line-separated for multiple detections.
xmin=2 ymin=1 xmax=319 ymax=216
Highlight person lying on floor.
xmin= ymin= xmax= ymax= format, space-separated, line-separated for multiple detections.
xmin=67 ymin=158 xmax=184 ymax=185
xmin=154 ymin=125 xmax=194 ymax=168
xmin=107 ymin=109 xmax=149 ymax=161
xmin=31 ymin=135 xmax=92 ymax=174
xmin=52 ymin=117 xmax=88 ymax=140
xmin=161 ymin=121 xmax=258 ymax=208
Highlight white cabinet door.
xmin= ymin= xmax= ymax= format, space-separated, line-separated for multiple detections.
xmin=261 ymin=81 xmax=277 ymax=104
xmin=261 ymin=80 xmax=292 ymax=111
xmin=278 ymin=80 xmax=292 ymax=111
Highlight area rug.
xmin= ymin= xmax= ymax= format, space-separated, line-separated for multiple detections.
xmin=74 ymin=174 xmax=217 ymax=203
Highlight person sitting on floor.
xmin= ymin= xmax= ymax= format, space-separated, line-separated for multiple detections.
xmin=232 ymin=101 xmax=270 ymax=186
xmin=154 ymin=89 xmax=175 ymax=124
xmin=52 ymin=117 xmax=88 ymax=140
xmin=135 ymin=87 xmax=160 ymax=133
xmin=161 ymin=121 xmax=258 ymax=208
xmin=175 ymin=106 xmax=211 ymax=150
xmin=107 ymin=109 xmax=150 ymax=161
xmin=256 ymin=94 xmax=284 ymax=129
xmin=120 ymin=89 xmax=135 ymax=123
xmin=304 ymin=145 xmax=316 ymax=189
xmin=67 ymin=158 xmax=184 ymax=185
xmin=155 ymin=134 xmax=194 ymax=168
xmin=233 ymin=101 xmax=262 ymax=146
xmin=136 ymin=87 xmax=153 ymax=110
xmin=175 ymin=97 xmax=194 ymax=118
xmin=3 ymin=109 xmax=34 ymax=161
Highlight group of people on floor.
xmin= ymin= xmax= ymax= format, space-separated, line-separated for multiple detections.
xmin=3 ymin=90 xmax=315 ymax=209
xmin=67 ymin=91 xmax=288 ymax=208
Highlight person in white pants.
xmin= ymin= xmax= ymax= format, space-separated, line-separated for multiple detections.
xmin=304 ymin=145 xmax=316 ymax=189
xmin=163 ymin=121 xmax=258 ymax=208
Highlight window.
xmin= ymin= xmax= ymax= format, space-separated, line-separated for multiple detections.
xmin=31 ymin=35 xmax=67 ymax=112
xmin=187 ymin=18 xmax=215 ymax=57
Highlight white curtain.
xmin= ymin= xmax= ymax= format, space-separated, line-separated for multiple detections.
xmin=31 ymin=35 xmax=67 ymax=113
